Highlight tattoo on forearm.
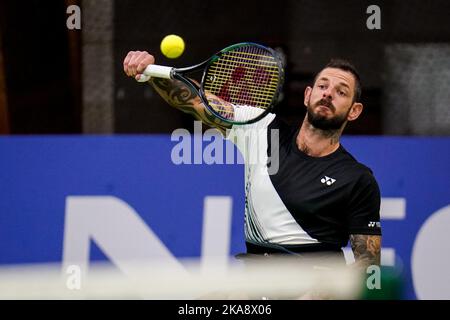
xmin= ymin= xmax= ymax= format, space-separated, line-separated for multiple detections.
xmin=149 ymin=78 xmax=232 ymax=132
xmin=204 ymin=96 xmax=235 ymax=120
xmin=150 ymin=78 xmax=197 ymax=108
xmin=350 ymin=234 xmax=381 ymax=268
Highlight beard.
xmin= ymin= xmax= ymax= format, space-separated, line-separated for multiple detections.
xmin=307 ymin=98 xmax=349 ymax=131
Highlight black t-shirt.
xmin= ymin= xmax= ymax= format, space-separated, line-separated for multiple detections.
xmin=228 ymin=108 xmax=381 ymax=249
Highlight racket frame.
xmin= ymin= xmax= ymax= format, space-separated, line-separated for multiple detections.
xmin=199 ymin=42 xmax=284 ymax=125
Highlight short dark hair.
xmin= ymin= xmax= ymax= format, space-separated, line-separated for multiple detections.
xmin=313 ymin=59 xmax=362 ymax=103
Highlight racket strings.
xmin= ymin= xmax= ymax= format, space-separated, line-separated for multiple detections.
xmin=206 ymin=95 xmax=266 ymax=113
xmin=206 ymin=86 xmax=275 ymax=105
xmin=203 ymin=45 xmax=281 ymax=113
xmin=208 ymin=64 xmax=279 ymax=79
xmin=225 ymin=50 xmax=278 ymax=61
xmin=204 ymin=75 xmax=279 ymax=100
xmin=212 ymin=56 xmax=278 ymax=68
xmin=206 ymin=66 xmax=280 ymax=86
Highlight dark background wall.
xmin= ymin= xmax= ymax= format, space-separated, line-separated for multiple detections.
xmin=0 ymin=0 xmax=81 ymax=134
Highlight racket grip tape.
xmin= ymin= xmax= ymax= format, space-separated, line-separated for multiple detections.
xmin=137 ymin=65 xmax=173 ymax=82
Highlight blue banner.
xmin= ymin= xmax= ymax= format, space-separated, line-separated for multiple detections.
xmin=0 ymin=135 xmax=449 ymax=300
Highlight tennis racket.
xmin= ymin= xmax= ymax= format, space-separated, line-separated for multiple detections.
xmin=137 ymin=42 xmax=285 ymax=125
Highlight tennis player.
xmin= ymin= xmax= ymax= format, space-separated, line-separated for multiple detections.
xmin=123 ymin=51 xmax=381 ymax=273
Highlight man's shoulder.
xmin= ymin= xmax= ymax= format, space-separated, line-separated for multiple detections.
xmin=267 ymin=115 xmax=300 ymax=142
xmin=338 ymin=146 xmax=378 ymax=182
xmin=268 ymin=114 xmax=299 ymax=129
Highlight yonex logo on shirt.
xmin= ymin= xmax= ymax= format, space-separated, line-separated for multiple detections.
xmin=321 ymin=176 xmax=336 ymax=186
xmin=368 ymin=221 xmax=381 ymax=228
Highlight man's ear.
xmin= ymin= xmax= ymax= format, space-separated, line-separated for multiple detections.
xmin=304 ymin=86 xmax=312 ymax=107
xmin=347 ymin=102 xmax=364 ymax=121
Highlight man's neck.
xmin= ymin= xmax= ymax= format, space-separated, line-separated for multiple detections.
xmin=296 ymin=116 xmax=343 ymax=157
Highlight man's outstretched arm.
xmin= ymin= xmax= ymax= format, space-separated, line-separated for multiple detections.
xmin=123 ymin=50 xmax=232 ymax=134
xmin=149 ymin=77 xmax=233 ymax=133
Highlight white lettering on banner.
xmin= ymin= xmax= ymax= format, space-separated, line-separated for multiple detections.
xmin=380 ymin=198 xmax=406 ymax=220
xmin=62 ymin=196 xmax=232 ymax=281
xmin=201 ymin=197 xmax=233 ymax=274
xmin=412 ymin=205 xmax=450 ymax=300
xmin=63 ymin=196 xmax=185 ymax=281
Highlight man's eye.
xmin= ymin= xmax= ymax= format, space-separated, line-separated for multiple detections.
xmin=318 ymin=85 xmax=325 ymax=89
xmin=338 ymin=91 xmax=346 ymax=96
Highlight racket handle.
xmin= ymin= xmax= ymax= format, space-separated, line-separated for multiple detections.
xmin=137 ymin=64 xmax=173 ymax=82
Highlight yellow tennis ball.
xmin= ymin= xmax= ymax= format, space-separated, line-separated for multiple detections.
xmin=160 ymin=34 xmax=185 ymax=59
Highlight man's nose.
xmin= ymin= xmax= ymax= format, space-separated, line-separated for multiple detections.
xmin=322 ymin=89 xmax=333 ymax=100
